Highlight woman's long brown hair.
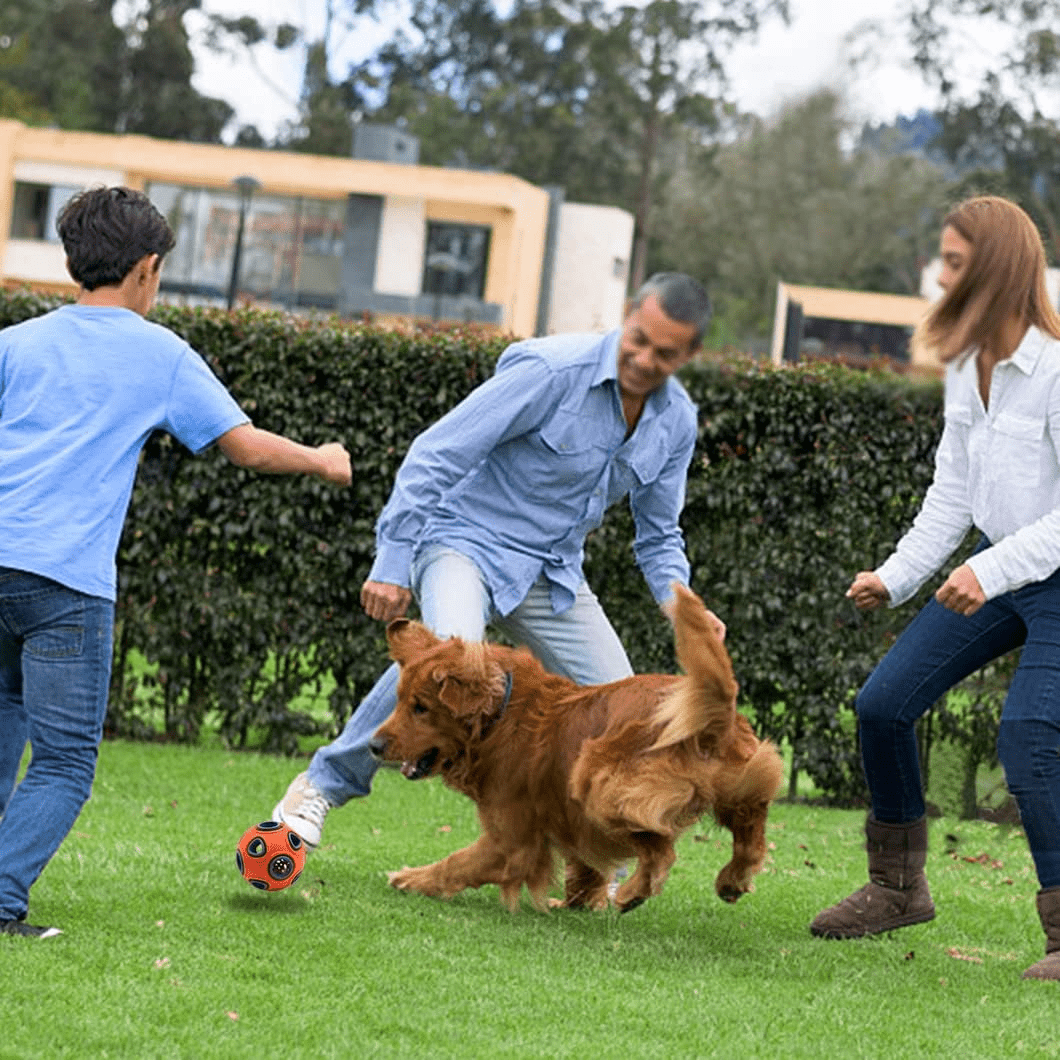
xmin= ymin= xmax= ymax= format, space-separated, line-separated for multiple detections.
xmin=916 ymin=195 xmax=1060 ymax=363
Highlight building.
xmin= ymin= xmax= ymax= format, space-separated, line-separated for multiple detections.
xmin=0 ymin=120 xmax=634 ymax=337
xmin=770 ymin=282 xmax=937 ymax=374
xmin=772 ymin=257 xmax=1060 ymax=376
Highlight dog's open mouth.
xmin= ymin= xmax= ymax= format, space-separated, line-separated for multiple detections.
xmin=401 ymin=747 xmax=439 ymax=780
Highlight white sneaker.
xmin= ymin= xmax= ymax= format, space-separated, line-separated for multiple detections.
xmin=272 ymin=771 xmax=331 ymax=849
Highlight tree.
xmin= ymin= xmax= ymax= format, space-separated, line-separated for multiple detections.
xmin=255 ymin=0 xmax=385 ymax=154
xmin=0 ymin=0 xmax=236 ymax=141
xmin=361 ymin=0 xmax=789 ymax=288
xmin=603 ymin=0 xmax=790 ymax=287
xmin=891 ymin=0 xmax=1060 ymax=261
xmin=121 ymin=0 xmax=233 ymax=142
xmin=0 ymin=0 xmax=125 ymax=130
xmin=652 ymin=91 xmax=950 ymax=341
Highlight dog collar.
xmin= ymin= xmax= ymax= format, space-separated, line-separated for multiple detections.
xmin=480 ymin=671 xmax=513 ymax=739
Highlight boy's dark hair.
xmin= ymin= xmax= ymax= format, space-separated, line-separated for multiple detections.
xmin=57 ymin=186 xmax=176 ymax=291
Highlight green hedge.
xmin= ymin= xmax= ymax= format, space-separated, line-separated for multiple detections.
xmin=1 ymin=291 xmax=962 ymax=803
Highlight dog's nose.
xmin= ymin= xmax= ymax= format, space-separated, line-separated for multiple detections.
xmin=368 ymin=735 xmax=387 ymax=759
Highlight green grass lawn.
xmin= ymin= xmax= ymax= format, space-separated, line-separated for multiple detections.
xmin=2 ymin=740 xmax=1056 ymax=1059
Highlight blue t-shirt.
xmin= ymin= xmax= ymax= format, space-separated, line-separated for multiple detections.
xmin=0 ymin=304 xmax=249 ymax=600
xmin=368 ymin=329 xmax=696 ymax=615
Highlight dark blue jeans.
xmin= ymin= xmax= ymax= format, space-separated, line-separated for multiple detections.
xmin=857 ymin=550 xmax=1060 ymax=889
xmin=0 ymin=568 xmax=113 ymax=921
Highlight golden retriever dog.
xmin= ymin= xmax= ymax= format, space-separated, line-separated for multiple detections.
xmin=369 ymin=583 xmax=784 ymax=913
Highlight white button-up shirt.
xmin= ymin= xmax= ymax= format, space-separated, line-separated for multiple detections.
xmin=877 ymin=325 xmax=1060 ymax=606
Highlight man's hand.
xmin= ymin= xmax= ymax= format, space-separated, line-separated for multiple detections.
xmin=360 ymin=580 xmax=412 ymax=622
xmin=935 ymin=564 xmax=985 ymax=616
xmin=846 ymin=571 xmax=890 ymax=611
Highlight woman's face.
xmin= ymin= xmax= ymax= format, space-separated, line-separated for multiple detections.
xmin=938 ymin=224 xmax=972 ymax=293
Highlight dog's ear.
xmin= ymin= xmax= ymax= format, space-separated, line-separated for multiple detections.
xmin=434 ymin=674 xmax=490 ymax=718
xmin=387 ymin=618 xmax=441 ymax=663
xmin=432 ymin=644 xmax=507 ymax=721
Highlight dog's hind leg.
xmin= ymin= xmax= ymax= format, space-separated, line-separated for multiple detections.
xmin=613 ymin=832 xmax=677 ymax=913
xmin=552 ymin=859 xmax=610 ymax=911
xmin=712 ymin=801 xmax=771 ymax=903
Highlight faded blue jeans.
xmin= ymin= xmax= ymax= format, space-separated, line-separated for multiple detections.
xmin=0 ymin=568 xmax=114 ymax=921
xmin=308 ymin=544 xmax=635 ymax=805
xmin=857 ymin=543 xmax=1060 ymax=888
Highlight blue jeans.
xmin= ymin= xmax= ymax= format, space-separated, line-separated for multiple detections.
xmin=857 ymin=551 xmax=1060 ymax=888
xmin=308 ymin=544 xmax=635 ymax=805
xmin=0 ymin=568 xmax=114 ymax=921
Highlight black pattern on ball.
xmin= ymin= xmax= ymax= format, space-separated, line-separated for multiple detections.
xmin=245 ymin=836 xmax=267 ymax=857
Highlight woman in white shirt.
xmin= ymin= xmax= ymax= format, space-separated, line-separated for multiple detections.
xmin=810 ymin=195 xmax=1060 ymax=982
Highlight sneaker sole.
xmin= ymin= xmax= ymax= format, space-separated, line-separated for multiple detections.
xmin=271 ymin=802 xmax=320 ymax=850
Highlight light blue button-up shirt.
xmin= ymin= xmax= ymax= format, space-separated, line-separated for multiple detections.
xmin=367 ymin=329 xmax=697 ymax=615
xmin=877 ymin=325 xmax=1060 ymax=605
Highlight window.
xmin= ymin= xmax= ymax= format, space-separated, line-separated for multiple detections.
xmin=9 ymin=181 xmax=81 ymax=241
xmin=146 ymin=183 xmax=345 ymax=308
xmin=422 ymin=222 xmax=490 ymax=299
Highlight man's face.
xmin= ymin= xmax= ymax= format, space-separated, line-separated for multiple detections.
xmin=617 ymin=293 xmax=699 ymax=402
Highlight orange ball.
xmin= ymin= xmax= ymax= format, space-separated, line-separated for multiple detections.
xmin=235 ymin=821 xmax=307 ymax=891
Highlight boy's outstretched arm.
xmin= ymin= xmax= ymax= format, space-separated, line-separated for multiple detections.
xmin=217 ymin=424 xmax=351 ymax=486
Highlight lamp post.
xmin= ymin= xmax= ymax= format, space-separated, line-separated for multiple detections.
xmin=226 ymin=174 xmax=261 ymax=310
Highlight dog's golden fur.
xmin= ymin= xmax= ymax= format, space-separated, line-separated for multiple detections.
xmin=370 ymin=583 xmax=784 ymax=912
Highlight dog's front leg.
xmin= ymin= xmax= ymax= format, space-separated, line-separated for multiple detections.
xmin=388 ymin=835 xmax=509 ymax=905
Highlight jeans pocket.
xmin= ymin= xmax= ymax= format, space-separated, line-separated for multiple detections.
xmin=25 ymin=619 xmax=85 ymax=660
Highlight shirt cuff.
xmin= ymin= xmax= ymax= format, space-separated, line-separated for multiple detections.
xmin=965 ymin=550 xmax=1006 ymax=601
xmin=367 ymin=541 xmax=415 ymax=588
xmin=874 ymin=556 xmax=920 ymax=608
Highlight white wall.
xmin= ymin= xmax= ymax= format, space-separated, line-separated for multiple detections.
xmin=375 ymin=195 xmax=426 ymax=296
xmin=547 ymin=202 xmax=634 ymax=334
xmin=3 ymin=238 xmax=68 ymax=284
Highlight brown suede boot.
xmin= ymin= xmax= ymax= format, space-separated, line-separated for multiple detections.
xmin=1022 ymin=887 xmax=1060 ymax=981
xmin=810 ymin=816 xmax=936 ymax=939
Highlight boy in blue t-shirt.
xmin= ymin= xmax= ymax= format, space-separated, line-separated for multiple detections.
xmin=0 ymin=186 xmax=351 ymax=937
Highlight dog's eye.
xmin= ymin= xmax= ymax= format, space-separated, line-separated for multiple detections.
xmin=412 ymin=702 xmax=428 ymax=716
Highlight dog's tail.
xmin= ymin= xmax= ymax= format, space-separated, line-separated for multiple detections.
xmin=649 ymin=583 xmax=738 ymax=753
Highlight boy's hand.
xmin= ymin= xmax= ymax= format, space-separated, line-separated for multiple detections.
xmin=316 ymin=443 xmax=352 ymax=486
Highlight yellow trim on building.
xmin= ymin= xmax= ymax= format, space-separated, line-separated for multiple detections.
xmin=0 ymin=120 xmax=550 ymax=336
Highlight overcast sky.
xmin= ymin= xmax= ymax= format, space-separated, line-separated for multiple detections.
xmin=190 ymin=0 xmax=941 ymax=142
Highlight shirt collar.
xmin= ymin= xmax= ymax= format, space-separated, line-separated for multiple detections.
xmin=592 ymin=330 xmax=621 ymax=387
xmin=1007 ymin=326 xmax=1049 ymax=375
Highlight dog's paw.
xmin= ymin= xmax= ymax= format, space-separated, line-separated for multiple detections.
xmin=388 ymin=866 xmax=444 ymax=896
xmin=715 ymin=867 xmax=754 ymax=903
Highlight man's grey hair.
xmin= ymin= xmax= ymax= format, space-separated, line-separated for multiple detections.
xmin=630 ymin=273 xmax=712 ymax=347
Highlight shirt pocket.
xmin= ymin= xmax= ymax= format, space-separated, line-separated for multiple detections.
xmin=626 ymin=435 xmax=668 ymax=486
xmin=991 ymin=411 xmax=1044 ymax=487
xmin=521 ymin=412 xmax=606 ymax=488
xmin=609 ymin=424 xmax=670 ymax=501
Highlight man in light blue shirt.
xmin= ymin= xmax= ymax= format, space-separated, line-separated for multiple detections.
xmin=274 ymin=272 xmax=719 ymax=848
